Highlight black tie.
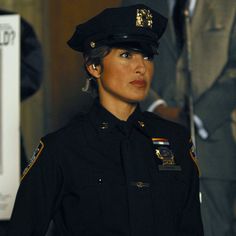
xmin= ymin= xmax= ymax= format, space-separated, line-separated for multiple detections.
xmin=173 ymin=0 xmax=188 ymax=52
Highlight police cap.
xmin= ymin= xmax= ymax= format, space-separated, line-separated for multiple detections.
xmin=67 ymin=4 xmax=167 ymax=54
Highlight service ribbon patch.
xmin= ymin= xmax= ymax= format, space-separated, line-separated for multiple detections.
xmin=21 ymin=140 xmax=44 ymax=181
xmin=152 ymin=137 xmax=170 ymax=145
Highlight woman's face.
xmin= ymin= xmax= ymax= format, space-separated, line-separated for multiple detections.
xmin=89 ymin=47 xmax=154 ymax=105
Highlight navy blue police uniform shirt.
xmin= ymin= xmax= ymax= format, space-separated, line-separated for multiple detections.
xmin=7 ymin=100 xmax=203 ymax=236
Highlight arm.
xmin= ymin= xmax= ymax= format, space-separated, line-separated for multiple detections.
xmin=7 ymin=139 xmax=63 ymax=236
xmin=194 ymin=16 xmax=236 ymax=137
xmin=142 ymin=88 xmax=185 ymax=125
xmin=20 ymin=17 xmax=43 ymax=101
xmin=178 ymin=138 xmax=204 ymax=235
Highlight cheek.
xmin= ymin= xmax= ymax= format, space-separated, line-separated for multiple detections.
xmin=102 ymin=63 xmax=129 ymax=86
xmin=147 ymin=63 xmax=154 ymax=83
xmin=102 ymin=67 xmax=118 ymax=83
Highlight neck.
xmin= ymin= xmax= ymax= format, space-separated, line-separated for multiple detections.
xmin=99 ymin=97 xmax=137 ymax=121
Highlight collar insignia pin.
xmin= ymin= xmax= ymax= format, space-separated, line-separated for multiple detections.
xmin=100 ymin=122 xmax=109 ymax=129
xmin=138 ymin=120 xmax=145 ymax=128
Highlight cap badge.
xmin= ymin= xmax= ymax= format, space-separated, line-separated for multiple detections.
xmin=136 ymin=9 xmax=153 ymax=29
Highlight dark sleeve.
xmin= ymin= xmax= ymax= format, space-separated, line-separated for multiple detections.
xmin=194 ymin=16 xmax=236 ymax=137
xmin=7 ymin=138 xmax=63 ymax=236
xmin=20 ymin=17 xmax=43 ymax=100
xmin=178 ymin=136 xmax=204 ymax=235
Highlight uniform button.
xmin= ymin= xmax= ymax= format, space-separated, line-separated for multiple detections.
xmin=98 ymin=178 xmax=103 ymax=184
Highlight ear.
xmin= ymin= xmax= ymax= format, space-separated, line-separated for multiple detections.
xmin=86 ymin=64 xmax=102 ymax=79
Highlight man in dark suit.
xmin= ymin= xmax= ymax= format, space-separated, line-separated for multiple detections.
xmin=122 ymin=0 xmax=236 ymax=235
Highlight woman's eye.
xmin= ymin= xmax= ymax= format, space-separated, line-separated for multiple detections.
xmin=120 ymin=51 xmax=132 ymax=58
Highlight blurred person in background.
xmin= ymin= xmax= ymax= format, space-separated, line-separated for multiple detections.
xmin=0 ymin=9 xmax=43 ymax=171
xmin=122 ymin=0 xmax=236 ymax=235
xmin=0 ymin=9 xmax=43 ymax=236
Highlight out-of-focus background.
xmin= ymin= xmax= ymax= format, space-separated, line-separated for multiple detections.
xmin=1 ymin=0 xmax=122 ymax=158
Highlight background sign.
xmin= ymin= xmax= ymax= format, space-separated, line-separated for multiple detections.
xmin=0 ymin=14 xmax=20 ymax=220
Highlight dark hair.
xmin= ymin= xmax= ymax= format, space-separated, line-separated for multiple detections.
xmin=82 ymin=46 xmax=111 ymax=95
xmin=83 ymin=46 xmax=111 ymax=76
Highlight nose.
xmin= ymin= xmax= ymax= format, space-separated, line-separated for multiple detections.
xmin=134 ymin=54 xmax=146 ymax=75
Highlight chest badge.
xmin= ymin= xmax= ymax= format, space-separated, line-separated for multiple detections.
xmin=152 ymin=138 xmax=181 ymax=171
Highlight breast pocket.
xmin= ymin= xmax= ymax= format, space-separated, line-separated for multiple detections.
xmin=92 ymin=170 xmax=130 ymax=230
xmin=66 ymin=169 xmax=128 ymax=232
xmin=61 ymin=170 xmax=105 ymax=232
xmin=204 ymin=11 xmax=226 ymax=32
xmin=153 ymin=172 xmax=188 ymax=215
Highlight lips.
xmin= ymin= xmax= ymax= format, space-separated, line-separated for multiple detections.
xmin=130 ymin=79 xmax=147 ymax=88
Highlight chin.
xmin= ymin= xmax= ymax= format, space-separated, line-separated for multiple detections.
xmin=133 ymin=93 xmax=148 ymax=102
xmin=116 ymin=90 xmax=148 ymax=104
xmin=125 ymin=95 xmax=146 ymax=103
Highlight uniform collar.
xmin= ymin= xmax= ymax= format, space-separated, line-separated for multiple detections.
xmin=88 ymin=99 xmax=146 ymax=135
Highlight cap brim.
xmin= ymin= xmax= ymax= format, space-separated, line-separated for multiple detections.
xmin=108 ymin=41 xmax=159 ymax=55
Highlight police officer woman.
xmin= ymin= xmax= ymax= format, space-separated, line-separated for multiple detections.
xmin=7 ymin=4 xmax=204 ymax=236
